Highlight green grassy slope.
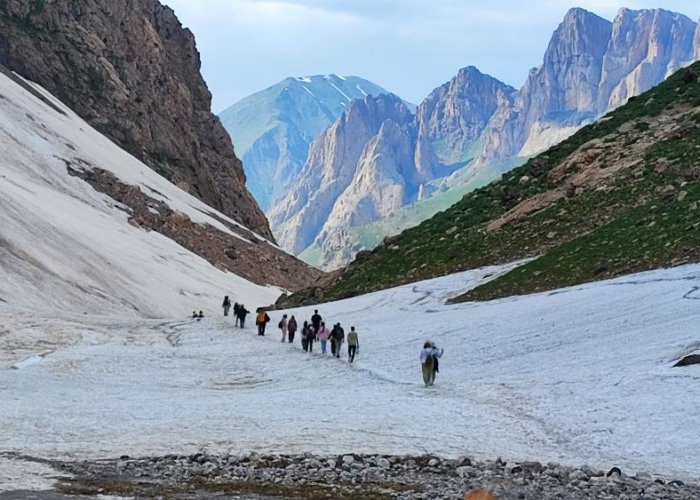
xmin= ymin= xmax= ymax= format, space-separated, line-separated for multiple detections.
xmin=280 ymin=63 xmax=700 ymax=306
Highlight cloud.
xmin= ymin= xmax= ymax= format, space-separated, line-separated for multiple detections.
xmin=162 ymin=0 xmax=699 ymax=111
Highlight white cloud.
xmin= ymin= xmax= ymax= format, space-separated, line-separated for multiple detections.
xmin=162 ymin=0 xmax=699 ymax=111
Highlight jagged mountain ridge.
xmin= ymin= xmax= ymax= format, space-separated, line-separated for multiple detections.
xmin=271 ymin=7 xmax=699 ymax=270
xmin=277 ymin=61 xmax=700 ymax=306
xmin=219 ymin=75 xmax=391 ymax=211
xmin=0 ymin=0 xmax=272 ymax=239
xmin=271 ymin=68 xmax=513 ymax=269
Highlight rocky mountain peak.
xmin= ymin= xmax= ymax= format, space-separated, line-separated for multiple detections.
xmin=415 ymin=66 xmax=514 ymax=168
xmin=599 ymin=8 xmax=697 ymax=111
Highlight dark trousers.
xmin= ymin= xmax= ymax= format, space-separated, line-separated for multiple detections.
xmin=301 ymin=338 xmax=308 ymax=351
xmin=348 ymin=345 xmax=357 ymax=363
xmin=239 ymin=316 xmax=245 ymax=328
xmin=308 ymin=338 xmax=314 ymax=352
xmin=258 ymin=323 xmax=266 ymax=336
xmin=289 ymin=331 xmax=295 ymax=343
xmin=330 ymin=339 xmax=336 ymax=356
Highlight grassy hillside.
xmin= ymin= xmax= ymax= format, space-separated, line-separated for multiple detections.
xmin=279 ymin=63 xmax=700 ymax=306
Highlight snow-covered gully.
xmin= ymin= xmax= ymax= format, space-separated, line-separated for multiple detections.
xmin=1 ymin=264 xmax=699 ymax=497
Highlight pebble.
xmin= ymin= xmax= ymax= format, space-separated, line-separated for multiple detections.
xmin=56 ymin=453 xmax=700 ymax=500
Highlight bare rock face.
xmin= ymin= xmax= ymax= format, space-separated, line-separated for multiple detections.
xmin=598 ymin=8 xmax=697 ymax=111
xmin=516 ymin=8 xmax=612 ymax=157
xmin=0 ymin=0 xmax=272 ymax=239
xmin=269 ymin=94 xmax=414 ymax=257
xmin=415 ymin=66 xmax=515 ymax=169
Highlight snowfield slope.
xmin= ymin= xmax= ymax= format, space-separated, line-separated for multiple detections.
xmin=1 ymin=264 xmax=699 ymax=491
xmin=290 ymin=62 xmax=700 ymax=306
xmin=0 ymin=70 xmax=284 ymax=317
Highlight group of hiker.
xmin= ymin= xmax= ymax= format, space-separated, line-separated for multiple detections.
xmin=222 ymin=296 xmax=250 ymax=327
xmin=218 ymin=296 xmax=442 ymax=383
xmin=251 ymin=306 xmax=361 ymax=363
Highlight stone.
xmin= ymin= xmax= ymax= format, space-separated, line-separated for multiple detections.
xmin=607 ymin=466 xmax=622 ymax=477
xmin=674 ymin=354 xmax=700 ymax=367
xmin=342 ymin=455 xmax=355 ymax=465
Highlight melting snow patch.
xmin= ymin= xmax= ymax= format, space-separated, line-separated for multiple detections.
xmin=295 ymin=77 xmax=312 ymax=83
xmin=10 ymin=354 xmax=43 ymax=370
xmin=0 ymin=457 xmax=68 ymax=493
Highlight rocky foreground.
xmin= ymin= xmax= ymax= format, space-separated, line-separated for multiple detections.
xmin=42 ymin=453 xmax=700 ymax=499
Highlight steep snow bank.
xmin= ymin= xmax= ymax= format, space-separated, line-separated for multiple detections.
xmin=0 ymin=72 xmax=280 ymax=317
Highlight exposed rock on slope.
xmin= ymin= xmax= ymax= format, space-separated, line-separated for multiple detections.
xmin=269 ymin=94 xmax=415 ymax=257
xmin=415 ymin=66 xmax=515 ymax=169
xmin=598 ymin=8 xmax=697 ymax=111
xmin=694 ymin=18 xmax=700 ymax=60
xmin=219 ymin=75 xmax=390 ymax=211
xmin=0 ymin=0 xmax=272 ymax=239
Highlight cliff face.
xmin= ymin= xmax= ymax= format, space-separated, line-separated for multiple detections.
xmin=219 ymin=75 xmax=390 ymax=212
xmin=415 ymin=66 xmax=515 ymax=169
xmin=696 ymin=19 xmax=700 ymax=59
xmin=0 ymin=0 xmax=272 ymax=239
xmin=598 ymin=8 xmax=697 ymax=111
xmin=269 ymin=94 xmax=414 ymax=257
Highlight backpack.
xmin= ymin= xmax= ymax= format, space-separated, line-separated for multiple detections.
xmin=256 ymin=311 xmax=266 ymax=324
xmin=278 ymin=320 xmax=283 ymax=329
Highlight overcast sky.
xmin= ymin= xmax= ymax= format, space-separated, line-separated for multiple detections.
xmin=162 ymin=1 xmax=699 ymax=113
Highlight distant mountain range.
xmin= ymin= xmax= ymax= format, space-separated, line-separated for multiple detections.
xmin=265 ymin=7 xmax=700 ymax=270
xmin=219 ymin=75 xmax=392 ymax=211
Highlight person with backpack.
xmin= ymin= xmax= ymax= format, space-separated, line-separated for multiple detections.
xmin=307 ymin=325 xmax=316 ymax=352
xmin=287 ymin=315 xmax=298 ymax=343
xmin=420 ymin=341 xmax=444 ymax=387
xmin=237 ymin=304 xmax=249 ymax=328
xmin=300 ymin=321 xmax=310 ymax=351
xmin=278 ymin=314 xmax=288 ymax=342
xmin=331 ymin=323 xmax=345 ymax=359
xmin=347 ymin=326 xmax=359 ymax=363
xmin=222 ymin=296 xmax=232 ymax=317
xmin=311 ymin=310 xmax=322 ymax=335
xmin=330 ymin=324 xmax=338 ymax=356
xmin=256 ymin=308 xmax=270 ymax=336
xmin=316 ymin=322 xmax=330 ymax=354
xmin=233 ymin=302 xmax=241 ymax=326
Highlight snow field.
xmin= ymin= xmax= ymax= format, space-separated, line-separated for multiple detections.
xmin=1 ymin=263 xmax=699 ymax=492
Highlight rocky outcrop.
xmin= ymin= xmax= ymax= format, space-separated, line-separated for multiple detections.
xmin=219 ymin=75 xmax=390 ymax=212
xmin=269 ymin=94 xmax=414 ymax=257
xmin=694 ymin=17 xmax=700 ymax=61
xmin=0 ymin=0 xmax=272 ymax=239
xmin=598 ymin=9 xmax=697 ymax=111
xmin=415 ymin=66 xmax=515 ymax=169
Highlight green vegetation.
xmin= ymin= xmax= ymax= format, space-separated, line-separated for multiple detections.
xmin=282 ymin=63 xmax=700 ymax=306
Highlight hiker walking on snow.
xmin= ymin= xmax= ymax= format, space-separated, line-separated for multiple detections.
xmin=311 ymin=309 xmax=322 ymax=335
xmin=420 ymin=341 xmax=444 ymax=387
xmin=287 ymin=315 xmax=298 ymax=343
xmin=279 ymin=314 xmax=288 ymax=342
xmin=222 ymin=296 xmax=232 ymax=317
xmin=331 ymin=323 xmax=345 ymax=359
xmin=301 ymin=321 xmax=312 ymax=351
xmin=347 ymin=326 xmax=359 ymax=363
xmin=233 ymin=302 xmax=241 ymax=326
xmin=237 ymin=304 xmax=249 ymax=328
xmin=317 ymin=322 xmax=330 ymax=354
xmin=256 ymin=308 xmax=270 ymax=336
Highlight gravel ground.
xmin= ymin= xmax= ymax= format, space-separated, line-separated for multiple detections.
xmin=24 ymin=452 xmax=699 ymax=499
